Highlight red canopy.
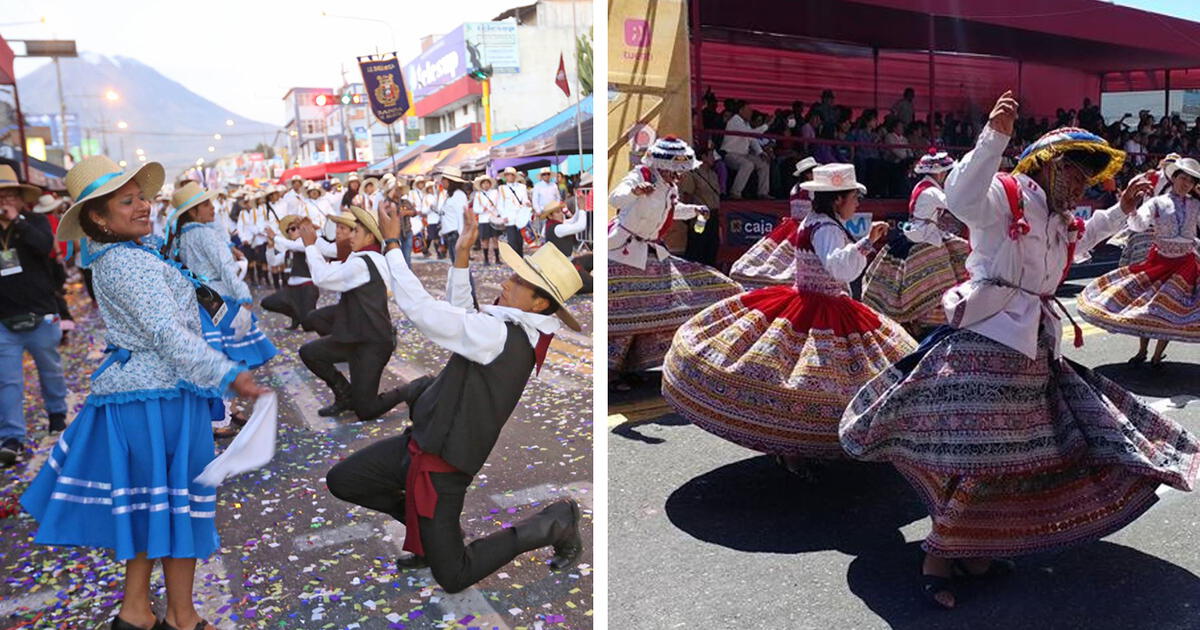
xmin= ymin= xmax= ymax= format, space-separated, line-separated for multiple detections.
xmin=276 ymin=160 xmax=367 ymax=184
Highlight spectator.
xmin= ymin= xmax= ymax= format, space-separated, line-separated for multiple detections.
xmin=722 ymin=101 xmax=772 ymax=199
xmin=892 ymin=87 xmax=916 ymax=125
xmin=0 ymin=167 xmax=68 ymax=467
xmin=679 ymin=148 xmax=722 ymax=266
xmin=815 ymin=89 xmax=840 ymax=127
xmin=883 ymin=118 xmax=913 ymax=196
xmin=701 ymin=89 xmax=723 ymax=131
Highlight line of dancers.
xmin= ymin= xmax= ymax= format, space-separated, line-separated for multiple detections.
xmin=612 ymin=92 xmax=1199 ymax=610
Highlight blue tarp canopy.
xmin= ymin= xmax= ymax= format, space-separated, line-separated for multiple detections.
xmin=366 ymin=125 xmax=474 ymax=173
xmin=490 ymin=97 xmax=593 ymax=160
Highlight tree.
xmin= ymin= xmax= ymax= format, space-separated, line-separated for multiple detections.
xmin=250 ymin=142 xmax=275 ymax=159
xmin=576 ymin=28 xmax=593 ymax=97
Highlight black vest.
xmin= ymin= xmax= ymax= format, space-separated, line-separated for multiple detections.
xmin=331 ymin=253 xmax=393 ymax=344
xmin=289 ymin=248 xmax=311 ymax=279
xmin=410 ymin=322 xmax=536 ymax=475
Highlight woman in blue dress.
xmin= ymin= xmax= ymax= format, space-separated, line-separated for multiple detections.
xmin=21 ymin=156 xmax=267 ymax=630
xmin=163 ymin=181 xmax=277 ymax=437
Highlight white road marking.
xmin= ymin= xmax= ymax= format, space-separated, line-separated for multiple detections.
xmin=1149 ymin=396 xmax=1199 ymax=412
xmin=292 ymin=522 xmax=377 ymax=551
xmin=268 ymin=363 xmax=337 ymax=431
xmin=490 ymin=481 xmax=594 ymax=511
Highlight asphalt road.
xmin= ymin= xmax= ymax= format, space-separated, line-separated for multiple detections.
xmin=1 ymin=255 xmax=594 ymax=630
xmin=608 ymin=276 xmax=1200 ymax=630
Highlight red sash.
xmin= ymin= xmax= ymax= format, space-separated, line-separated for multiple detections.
xmin=402 ymin=437 xmax=460 ymax=557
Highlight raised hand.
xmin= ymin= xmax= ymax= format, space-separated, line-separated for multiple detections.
xmin=988 ymin=90 xmax=1018 ymax=137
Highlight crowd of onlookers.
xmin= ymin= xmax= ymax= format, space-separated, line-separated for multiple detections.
xmin=695 ymin=87 xmax=1200 ymax=204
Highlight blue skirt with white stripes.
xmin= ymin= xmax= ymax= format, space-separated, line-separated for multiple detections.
xmin=20 ymin=389 xmax=222 ymax=560
xmin=199 ymin=300 xmax=277 ymax=369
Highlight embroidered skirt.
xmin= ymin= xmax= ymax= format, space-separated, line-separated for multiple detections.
xmin=662 ymin=285 xmax=916 ymax=457
xmin=21 ymin=389 xmax=223 ymax=560
xmin=608 ymin=255 xmax=741 ymax=373
xmin=840 ymin=327 xmax=1199 ymax=557
xmin=1077 ymin=247 xmax=1200 ymax=342
xmin=200 ymin=301 xmax=278 ymax=369
xmin=861 ymin=235 xmax=970 ymax=327
xmin=1118 ymin=230 xmax=1155 ymax=267
xmin=729 ymin=218 xmax=800 ymax=289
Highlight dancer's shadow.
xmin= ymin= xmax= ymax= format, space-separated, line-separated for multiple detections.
xmin=610 ymin=371 xmax=689 ymax=445
xmin=1094 ymin=361 xmax=1200 ymax=399
xmin=848 ymin=541 xmax=1200 ymax=630
xmin=664 ymin=456 xmax=926 ymax=555
xmin=1055 ymin=283 xmax=1085 ymax=298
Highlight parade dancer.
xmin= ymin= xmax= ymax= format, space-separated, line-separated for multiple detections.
xmin=730 ymin=157 xmax=818 ymax=288
xmin=542 ymin=199 xmax=588 ymax=257
xmin=261 ymin=216 xmax=321 ymax=330
xmin=473 ymin=174 xmax=502 ymax=265
xmin=1114 ymin=153 xmax=1178 ymax=268
xmin=21 ymin=155 xmax=267 ymax=630
xmin=840 ymin=92 xmax=1198 ymax=610
xmin=282 ymin=175 xmax=305 ymax=217
xmin=608 ymin=137 xmax=742 ymax=389
xmin=663 ymin=164 xmax=916 ymax=472
xmin=325 ymin=204 xmax=584 ymax=593
xmin=165 ymin=182 xmax=277 ymax=437
xmin=436 ymin=167 xmax=471 ymax=263
xmin=296 ymin=206 xmax=408 ymax=421
xmin=862 ymin=150 xmax=971 ymax=335
xmin=1078 ymin=156 xmax=1200 ymax=364
xmin=421 ymin=180 xmax=445 ymax=259
xmin=499 ymin=167 xmax=533 ymax=256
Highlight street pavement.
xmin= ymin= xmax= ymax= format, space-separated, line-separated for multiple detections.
xmin=0 ymin=254 xmax=594 ymax=630
xmin=609 ymin=276 xmax=1200 ymax=630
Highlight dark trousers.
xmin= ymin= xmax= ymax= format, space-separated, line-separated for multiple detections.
xmin=298 ymin=336 xmax=403 ymax=421
xmin=684 ymin=214 xmax=720 ymax=266
xmin=504 ymin=226 xmax=524 ymax=256
xmin=301 ymin=305 xmax=336 ymax=336
xmin=325 ymin=431 xmax=577 ymax=593
xmin=261 ymin=283 xmax=319 ymax=327
xmin=442 ymin=230 xmax=459 ymax=264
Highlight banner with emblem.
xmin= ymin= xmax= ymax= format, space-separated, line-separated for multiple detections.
xmin=357 ymin=53 xmax=410 ymax=125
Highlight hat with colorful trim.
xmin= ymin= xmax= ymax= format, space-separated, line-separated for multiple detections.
xmin=1014 ymin=127 xmax=1125 ymax=186
xmin=914 ymin=148 xmax=955 ymax=174
xmin=59 ymin=155 xmax=165 ymax=242
xmin=641 ymin=136 xmax=701 ymax=172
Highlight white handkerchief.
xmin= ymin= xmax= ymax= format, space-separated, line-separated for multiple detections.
xmin=194 ymin=391 xmax=278 ymax=487
xmin=236 ymin=258 xmax=249 ymax=280
xmin=230 ymin=306 xmax=253 ymax=340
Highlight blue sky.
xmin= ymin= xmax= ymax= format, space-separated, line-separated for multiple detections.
xmin=1116 ymin=1 xmax=1200 ymax=21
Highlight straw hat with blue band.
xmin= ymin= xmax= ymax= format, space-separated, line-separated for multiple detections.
xmin=497 ymin=241 xmax=583 ymax=331
xmin=59 ymin=155 xmax=165 ymax=242
xmin=165 ymin=181 xmax=221 ymax=238
xmin=0 ymin=164 xmax=41 ymax=204
xmin=1013 ymin=127 xmax=1125 ymax=187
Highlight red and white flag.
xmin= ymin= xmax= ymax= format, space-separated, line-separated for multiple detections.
xmin=555 ymin=53 xmax=570 ymax=97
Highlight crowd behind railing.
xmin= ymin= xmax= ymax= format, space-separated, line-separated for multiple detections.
xmin=693 ymin=87 xmax=1199 ymax=206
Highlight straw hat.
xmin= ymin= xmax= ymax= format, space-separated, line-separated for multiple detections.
xmin=1165 ymin=157 xmax=1200 ymax=182
xmin=792 ymin=157 xmax=818 ymax=177
xmin=497 ymin=242 xmax=583 ymax=331
xmin=502 ymin=167 xmax=519 ymax=176
xmin=423 ymin=181 xmax=436 ymax=191
xmin=328 ymin=211 xmax=357 ymax=229
xmin=347 ymin=205 xmax=384 ymax=244
xmin=168 ymin=181 xmax=220 ymax=223
xmin=1014 ymin=127 xmax=1124 ymax=186
xmin=347 ymin=172 xmax=361 ymax=183
xmin=59 ymin=155 xmax=165 ymax=242
xmin=474 ymin=174 xmax=495 ymax=187
xmin=641 ymin=136 xmax=701 ymax=172
xmin=277 ymin=215 xmax=304 ymax=232
xmin=0 ymin=164 xmax=41 ymax=204
xmin=289 ymin=174 xmax=304 ymax=183
xmin=439 ymin=166 xmax=468 ymax=183
xmin=32 ymin=194 xmax=66 ymax=214
xmin=362 ymin=176 xmax=380 ymax=190
xmin=799 ymin=164 xmax=867 ymax=194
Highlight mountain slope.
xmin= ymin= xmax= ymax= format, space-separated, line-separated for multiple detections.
xmin=17 ymin=53 xmax=279 ymax=176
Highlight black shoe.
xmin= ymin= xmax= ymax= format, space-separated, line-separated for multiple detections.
xmin=548 ymin=499 xmax=583 ymax=571
xmin=48 ymin=413 xmax=67 ymax=434
xmin=0 ymin=438 xmax=22 ymax=467
xmin=287 ymin=321 xmax=301 ymax=330
xmin=396 ymin=552 xmax=428 ymax=570
xmin=112 ymin=616 xmax=156 ymax=630
xmin=317 ymin=399 xmax=352 ymax=417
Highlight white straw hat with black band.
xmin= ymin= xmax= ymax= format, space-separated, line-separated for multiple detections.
xmin=59 ymin=155 xmax=165 ymax=242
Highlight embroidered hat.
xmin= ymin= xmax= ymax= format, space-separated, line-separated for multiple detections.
xmin=914 ymin=148 xmax=955 ymax=174
xmin=793 ymin=157 xmax=819 ymax=177
xmin=641 ymin=136 xmax=701 ymax=172
xmin=347 ymin=205 xmax=384 ymax=244
xmin=799 ymin=163 xmax=867 ymax=194
xmin=59 ymin=155 xmax=165 ymax=242
xmin=0 ymin=164 xmax=40 ymax=204
xmin=1165 ymin=157 xmax=1200 ymax=182
xmin=498 ymin=241 xmax=583 ymax=331
xmin=1014 ymin=127 xmax=1125 ymax=186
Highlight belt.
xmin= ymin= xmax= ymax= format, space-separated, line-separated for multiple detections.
xmin=402 ymin=437 xmax=460 ymax=557
xmin=980 ymin=277 xmax=1084 ymax=348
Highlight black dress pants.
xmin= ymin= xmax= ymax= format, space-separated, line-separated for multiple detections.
xmin=504 ymin=225 xmax=524 ymax=256
xmin=261 ymin=283 xmax=319 ymax=326
xmin=301 ymin=305 xmax=337 ymax=336
xmin=325 ymin=431 xmax=577 ymax=593
xmin=298 ymin=336 xmax=403 ymax=421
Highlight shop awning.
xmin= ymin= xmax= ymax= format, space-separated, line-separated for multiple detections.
xmin=490 ymin=97 xmax=593 ymax=159
xmin=276 ymin=160 xmax=367 ymax=184
xmin=367 ymin=125 xmax=475 ymax=172
xmin=0 ymin=146 xmax=67 ymax=191
xmin=397 ymin=148 xmax=454 ymax=177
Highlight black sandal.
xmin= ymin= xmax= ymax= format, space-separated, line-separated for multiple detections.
xmin=112 ymin=616 xmax=157 ymax=630
xmin=154 ymin=620 xmax=211 ymax=630
xmin=1150 ymin=354 xmax=1167 ymax=367
xmin=1127 ymin=353 xmax=1147 ymax=365
xmin=921 ymin=573 xmax=957 ymax=609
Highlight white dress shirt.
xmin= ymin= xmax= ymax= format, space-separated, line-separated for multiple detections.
xmin=305 ymin=247 xmax=387 ymax=292
xmin=473 ymin=189 xmax=502 ymax=225
xmin=440 ymin=189 xmax=468 ymax=234
xmin=942 ymin=125 xmax=1129 ymax=359
xmin=721 ymin=114 xmax=768 ymax=156
xmin=607 ymin=167 xmax=703 ymax=269
xmin=282 ymin=189 xmax=305 ymax=216
xmin=499 ymin=182 xmax=531 ymax=229
xmin=1128 ymin=191 xmax=1200 ymax=257
xmin=807 ymin=214 xmax=873 ymax=283
xmin=421 ymin=191 xmax=443 ymax=225
xmin=275 ymin=236 xmax=337 ymax=284
xmin=532 ymin=180 xmax=561 ymax=214
xmin=383 ymin=248 xmax=560 ymax=365
xmin=553 ymin=205 xmax=588 ymax=238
